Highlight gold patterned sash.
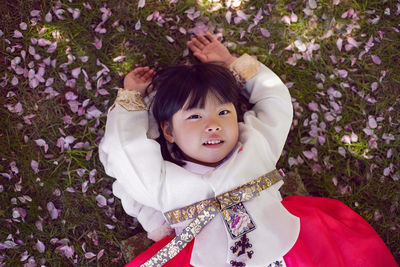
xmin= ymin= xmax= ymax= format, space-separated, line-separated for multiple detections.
xmin=141 ymin=169 xmax=283 ymax=267
xmin=165 ymin=170 xmax=282 ymax=224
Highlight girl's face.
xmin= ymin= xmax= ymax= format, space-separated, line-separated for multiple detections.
xmin=161 ymin=92 xmax=239 ymax=167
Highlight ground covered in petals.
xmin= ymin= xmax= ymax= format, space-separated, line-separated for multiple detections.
xmin=1 ymin=0 xmax=399 ymax=265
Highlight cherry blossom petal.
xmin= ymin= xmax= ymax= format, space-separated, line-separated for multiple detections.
xmin=71 ymin=67 xmax=81 ymax=78
xmin=368 ymin=116 xmax=377 ymax=128
xmin=281 ymin=16 xmax=291 ymax=24
xmin=97 ymin=89 xmax=109 ymax=95
xmin=19 ymin=22 xmax=28 ymax=30
xmin=30 ymin=10 xmax=41 ymax=17
xmin=47 ymin=42 xmax=58 ymax=53
xmin=113 ymin=56 xmax=125 ymax=62
xmin=56 ymin=245 xmax=74 ymax=259
xmin=31 ymin=160 xmax=39 ymax=174
xmin=82 ymin=181 xmax=89 ymax=193
xmin=135 ymin=19 xmax=141 ymax=30
xmin=336 ymin=38 xmax=343 ymax=51
xmin=371 ymin=82 xmax=378 ymax=91
xmin=302 ymin=150 xmax=314 ymax=160
xmin=294 ymin=40 xmax=306 ymax=52
xmin=309 ymin=0 xmax=317 ymax=9
xmin=85 ymin=252 xmax=96 ymax=259
xmin=65 ymin=91 xmax=78 ymax=101
xmin=350 ymin=132 xmax=358 ymax=142
xmin=93 ymin=38 xmax=102 ymax=50
xmin=236 ymin=10 xmax=248 ymax=21
xmin=225 ymin=11 xmax=232 ymax=24
xmin=260 ymin=28 xmax=270 ymax=38
xmin=324 ymin=112 xmax=335 ymax=122
xmin=64 ymin=136 xmax=76 ymax=145
xmin=308 ymin=101 xmax=319 ymax=112
xmin=371 ymin=55 xmax=381 ymax=65
xmin=72 ymin=8 xmax=81 ymax=19
xmin=35 ymin=220 xmax=43 ymax=231
xmin=336 ymin=69 xmax=348 ymax=78
xmin=341 ymin=135 xmax=351 ymax=144
xmin=11 ymin=76 xmax=19 ymax=86
xmin=38 ymin=38 xmax=51 ymax=46
xmin=86 ymin=106 xmax=102 ymax=118
xmin=13 ymin=30 xmax=23 ymax=38
xmin=347 ymin=37 xmax=360 ymax=48
xmin=96 ymin=195 xmax=107 ymax=207
xmin=36 ymin=240 xmax=45 ymax=253
xmin=138 ymin=0 xmax=145 ymax=9
xmin=97 ymin=249 xmax=105 ymax=260
xmin=290 ymin=12 xmax=298 ymax=23
xmin=45 ymin=12 xmax=53 ymax=22
xmin=47 ymin=202 xmax=58 ymax=220
xmin=338 ymin=146 xmax=346 ymax=157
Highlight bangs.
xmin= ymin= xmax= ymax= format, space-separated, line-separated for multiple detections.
xmin=183 ymin=82 xmax=233 ymax=111
xmin=151 ymin=62 xmax=241 ymax=123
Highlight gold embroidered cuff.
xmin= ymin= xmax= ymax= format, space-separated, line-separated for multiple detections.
xmin=115 ymin=88 xmax=147 ymax=111
xmin=229 ymin=53 xmax=260 ymax=82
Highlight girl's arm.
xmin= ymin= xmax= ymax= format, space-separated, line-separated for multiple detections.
xmin=231 ymin=55 xmax=293 ymax=164
xmin=99 ymin=67 xmax=164 ymax=209
xmin=113 ymin=181 xmax=173 ymax=242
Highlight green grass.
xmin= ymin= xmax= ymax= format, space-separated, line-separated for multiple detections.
xmin=1 ymin=0 xmax=399 ymax=265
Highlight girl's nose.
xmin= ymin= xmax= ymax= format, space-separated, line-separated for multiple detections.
xmin=205 ymin=118 xmax=221 ymax=132
xmin=207 ymin=126 xmax=221 ymax=132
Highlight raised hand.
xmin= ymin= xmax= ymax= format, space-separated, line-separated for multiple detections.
xmin=123 ymin=67 xmax=154 ymax=95
xmin=187 ymin=32 xmax=236 ymax=66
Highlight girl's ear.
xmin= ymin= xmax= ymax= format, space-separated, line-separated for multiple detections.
xmin=160 ymin=121 xmax=174 ymax=143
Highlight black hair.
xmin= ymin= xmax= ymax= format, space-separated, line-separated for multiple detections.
xmin=149 ymin=62 xmax=244 ymax=166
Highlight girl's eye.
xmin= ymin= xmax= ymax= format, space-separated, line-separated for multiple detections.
xmin=187 ymin=114 xmax=201 ymax=119
xmin=219 ymin=110 xmax=230 ymax=115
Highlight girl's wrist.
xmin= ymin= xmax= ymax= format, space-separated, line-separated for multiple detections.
xmin=225 ymin=56 xmax=237 ymax=67
xmin=124 ymin=87 xmax=145 ymax=96
xmin=116 ymin=88 xmax=147 ymax=111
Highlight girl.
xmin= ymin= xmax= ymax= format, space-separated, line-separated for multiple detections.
xmin=99 ymin=33 xmax=397 ymax=266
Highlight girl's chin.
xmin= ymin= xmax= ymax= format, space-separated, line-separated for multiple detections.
xmin=183 ymin=154 xmax=225 ymax=168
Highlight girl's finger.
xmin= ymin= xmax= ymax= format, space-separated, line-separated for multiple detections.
xmin=191 ymin=38 xmax=205 ymax=50
xmin=187 ymin=41 xmax=201 ymax=53
xmin=136 ymin=67 xmax=150 ymax=78
xmin=132 ymin=66 xmax=149 ymax=74
xmin=205 ymin=32 xmax=216 ymax=42
xmin=197 ymin=34 xmax=210 ymax=46
xmin=142 ymin=70 xmax=154 ymax=81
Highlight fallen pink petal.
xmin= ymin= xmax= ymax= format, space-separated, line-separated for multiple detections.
xmin=371 ymin=55 xmax=381 ymax=65
xmin=35 ymin=240 xmax=45 ymax=253
xmin=93 ymin=38 xmax=102 ymax=50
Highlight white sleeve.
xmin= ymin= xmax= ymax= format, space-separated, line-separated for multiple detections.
xmin=99 ymin=103 xmax=164 ymax=209
xmin=232 ymin=54 xmax=293 ymax=163
xmin=113 ymin=181 xmax=173 ymax=242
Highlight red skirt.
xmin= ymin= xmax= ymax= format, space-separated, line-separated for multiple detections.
xmin=126 ymin=196 xmax=397 ymax=267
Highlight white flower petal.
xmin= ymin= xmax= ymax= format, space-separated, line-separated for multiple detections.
xmin=309 ymin=0 xmax=317 ymax=9
xmin=138 ymin=0 xmax=145 ymax=8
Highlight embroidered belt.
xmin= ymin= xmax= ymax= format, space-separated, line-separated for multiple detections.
xmin=141 ymin=169 xmax=283 ymax=267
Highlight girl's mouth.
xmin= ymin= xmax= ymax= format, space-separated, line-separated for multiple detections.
xmin=203 ymin=140 xmax=224 ymax=146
